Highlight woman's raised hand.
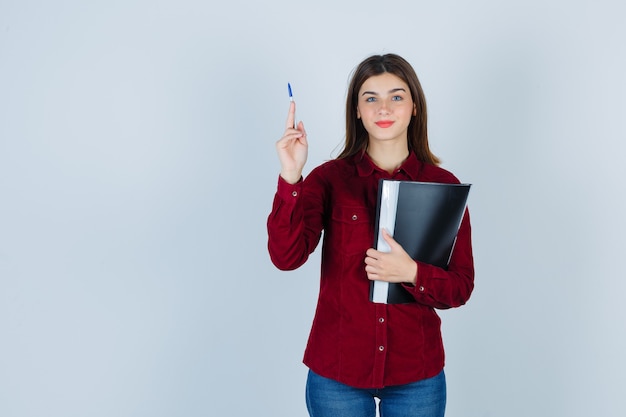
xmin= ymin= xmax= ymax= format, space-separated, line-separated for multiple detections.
xmin=276 ymin=101 xmax=307 ymax=184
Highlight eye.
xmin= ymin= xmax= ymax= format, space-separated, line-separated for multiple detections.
xmin=365 ymin=96 xmax=377 ymax=102
xmin=391 ymin=95 xmax=403 ymax=101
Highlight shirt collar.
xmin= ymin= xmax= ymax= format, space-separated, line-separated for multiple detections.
xmin=354 ymin=151 xmax=422 ymax=181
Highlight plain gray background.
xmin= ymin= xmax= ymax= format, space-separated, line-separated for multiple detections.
xmin=1 ymin=0 xmax=625 ymax=416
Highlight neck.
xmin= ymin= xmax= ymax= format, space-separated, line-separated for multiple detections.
xmin=367 ymin=141 xmax=410 ymax=174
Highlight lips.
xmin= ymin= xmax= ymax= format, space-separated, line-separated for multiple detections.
xmin=375 ymin=121 xmax=394 ymax=128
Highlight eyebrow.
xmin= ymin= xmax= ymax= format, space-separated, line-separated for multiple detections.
xmin=361 ymin=87 xmax=407 ymax=96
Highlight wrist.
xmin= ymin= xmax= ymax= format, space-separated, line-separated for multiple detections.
xmin=408 ymin=262 xmax=418 ymax=285
xmin=280 ymin=170 xmax=302 ymax=185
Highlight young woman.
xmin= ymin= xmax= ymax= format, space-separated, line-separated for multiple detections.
xmin=267 ymin=54 xmax=474 ymax=417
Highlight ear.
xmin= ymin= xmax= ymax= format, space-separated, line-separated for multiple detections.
xmin=413 ymin=103 xmax=417 ymax=116
xmin=357 ymin=107 xmax=361 ymax=119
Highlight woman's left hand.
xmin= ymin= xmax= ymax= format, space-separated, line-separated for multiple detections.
xmin=364 ymin=229 xmax=418 ymax=285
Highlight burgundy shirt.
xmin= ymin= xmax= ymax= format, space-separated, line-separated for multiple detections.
xmin=267 ymin=152 xmax=474 ymax=389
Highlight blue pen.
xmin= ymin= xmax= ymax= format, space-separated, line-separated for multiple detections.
xmin=288 ymin=82 xmax=296 ymax=128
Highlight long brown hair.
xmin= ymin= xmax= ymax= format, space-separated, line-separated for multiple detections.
xmin=337 ymin=54 xmax=440 ymax=165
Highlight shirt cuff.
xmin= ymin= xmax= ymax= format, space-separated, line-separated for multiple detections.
xmin=276 ymin=174 xmax=303 ymax=204
xmin=403 ymin=261 xmax=435 ymax=296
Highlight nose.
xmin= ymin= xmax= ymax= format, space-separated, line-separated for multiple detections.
xmin=377 ymin=100 xmax=390 ymax=115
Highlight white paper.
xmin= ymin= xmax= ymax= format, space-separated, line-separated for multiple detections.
xmin=371 ymin=180 xmax=400 ymax=304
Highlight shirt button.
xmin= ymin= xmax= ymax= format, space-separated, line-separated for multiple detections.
xmin=418 ymin=286 xmax=425 ymax=292
xmin=379 ymin=346 xmax=385 ymax=351
xmin=351 ymin=214 xmax=358 ymax=221
xmin=292 ymin=191 xmax=298 ymax=197
xmin=379 ymin=318 xmax=385 ymax=323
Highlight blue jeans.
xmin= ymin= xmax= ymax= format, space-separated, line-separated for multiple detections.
xmin=305 ymin=369 xmax=446 ymax=417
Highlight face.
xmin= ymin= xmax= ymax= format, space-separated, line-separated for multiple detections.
xmin=356 ymin=72 xmax=416 ymax=145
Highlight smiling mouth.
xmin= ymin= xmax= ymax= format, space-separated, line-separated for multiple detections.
xmin=375 ymin=121 xmax=394 ymax=128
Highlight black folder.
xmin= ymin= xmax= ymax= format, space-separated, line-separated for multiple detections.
xmin=370 ymin=180 xmax=471 ymax=304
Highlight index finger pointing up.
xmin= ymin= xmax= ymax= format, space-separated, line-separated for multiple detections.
xmin=285 ymin=101 xmax=296 ymax=129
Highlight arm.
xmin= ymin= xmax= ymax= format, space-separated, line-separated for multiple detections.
xmin=267 ymin=101 xmax=325 ymax=270
xmin=407 ymin=209 xmax=474 ymax=309
xmin=267 ymin=174 xmax=325 ymax=270
xmin=365 ymin=209 xmax=475 ymax=309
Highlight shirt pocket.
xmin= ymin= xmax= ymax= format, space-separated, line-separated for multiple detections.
xmin=330 ymin=205 xmax=372 ymax=256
